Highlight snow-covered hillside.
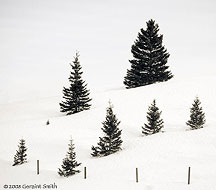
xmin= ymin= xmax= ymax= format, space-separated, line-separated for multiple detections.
xmin=1 ymin=0 xmax=216 ymax=103
xmin=0 ymin=76 xmax=216 ymax=190
xmin=1 ymin=0 xmax=216 ymax=189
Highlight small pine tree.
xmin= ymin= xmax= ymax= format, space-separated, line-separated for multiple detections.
xmin=91 ymin=102 xmax=123 ymax=157
xmin=124 ymin=19 xmax=173 ymax=88
xmin=12 ymin=139 xmax=27 ymax=166
xmin=186 ymin=97 xmax=206 ymax=130
xmin=46 ymin=120 xmax=50 ymax=125
xmin=58 ymin=138 xmax=81 ymax=177
xmin=142 ymin=100 xmax=164 ymax=135
xmin=59 ymin=52 xmax=91 ymax=115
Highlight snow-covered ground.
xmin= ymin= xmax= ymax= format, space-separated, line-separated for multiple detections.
xmin=1 ymin=0 xmax=216 ymax=189
xmin=1 ymin=0 xmax=216 ymax=103
xmin=1 ymin=76 xmax=216 ymax=190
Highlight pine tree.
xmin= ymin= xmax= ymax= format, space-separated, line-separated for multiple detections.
xmin=186 ymin=97 xmax=206 ymax=130
xmin=12 ymin=139 xmax=27 ymax=166
xmin=59 ymin=52 xmax=91 ymax=115
xmin=91 ymin=102 xmax=123 ymax=157
xmin=142 ymin=100 xmax=164 ymax=135
xmin=124 ymin=19 xmax=173 ymax=88
xmin=46 ymin=120 xmax=50 ymax=125
xmin=58 ymin=139 xmax=81 ymax=177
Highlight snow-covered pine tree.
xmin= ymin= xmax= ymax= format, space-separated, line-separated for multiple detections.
xmin=124 ymin=19 xmax=173 ymax=88
xmin=91 ymin=102 xmax=122 ymax=157
xmin=12 ymin=139 xmax=27 ymax=166
xmin=58 ymin=138 xmax=81 ymax=177
xmin=59 ymin=52 xmax=91 ymax=115
xmin=46 ymin=120 xmax=50 ymax=125
xmin=186 ymin=97 xmax=206 ymax=130
xmin=142 ymin=100 xmax=164 ymax=135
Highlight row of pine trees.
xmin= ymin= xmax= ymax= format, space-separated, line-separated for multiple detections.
xmin=11 ymin=19 xmax=205 ymax=177
xmin=13 ymin=97 xmax=206 ymax=177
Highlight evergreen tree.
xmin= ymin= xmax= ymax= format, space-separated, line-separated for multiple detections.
xmin=186 ymin=97 xmax=206 ymax=130
xmin=12 ymin=139 xmax=27 ymax=166
xmin=46 ymin=120 xmax=50 ymax=125
xmin=59 ymin=52 xmax=91 ymax=115
xmin=58 ymin=139 xmax=81 ymax=177
xmin=124 ymin=19 xmax=173 ymax=88
xmin=142 ymin=100 xmax=164 ymax=135
xmin=91 ymin=102 xmax=122 ymax=157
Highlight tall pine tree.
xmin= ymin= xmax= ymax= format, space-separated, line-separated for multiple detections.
xmin=12 ymin=139 xmax=27 ymax=166
xmin=142 ymin=100 xmax=164 ymax=135
xmin=186 ymin=97 xmax=206 ymax=130
xmin=124 ymin=19 xmax=173 ymax=88
xmin=59 ymin=52 xmax=91 ymax=115
xmin=58 ymin=138 xmax=81 ymax=177
xmin=91 ymin=102 xmax=122 ymax=157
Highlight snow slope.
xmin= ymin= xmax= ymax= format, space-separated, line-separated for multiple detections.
xmin=0 ymin=76 xmax=216 ymax=190
xmin=1 ymin=0 xmax=216 ymax=189
xmin=1 ymin=0 xmax=216 ymax=103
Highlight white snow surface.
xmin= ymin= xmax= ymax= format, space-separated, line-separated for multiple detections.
xmin=1 ymin=0 xmax=216 ymax=189
xmin=0 ymin=76 xmax=216 ymax=190
xmin=1 ymin=0 xmax=216 ymax=103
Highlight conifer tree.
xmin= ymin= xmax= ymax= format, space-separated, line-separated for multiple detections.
xmin=58 ymin=138 xmax=81 ymax=177
xmin=12 ymin=139 xmax=27 ymax=166
xmin=124 ymin=19 xmax=173 ymax=88
xmin=142 ymin=100 xmax=164 ymax=135
xmin=59 ymin=52 xmax=91 ymax=115
xmin=46 ymin=120 xmax=50 ymax=125
xmin=186 ymin=97 xmax=206 ymax=130
xmin=91 ymin=102 xmax=122 ymax=157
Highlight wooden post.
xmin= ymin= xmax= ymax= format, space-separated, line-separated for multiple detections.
xmin=188 ymin=167 xmax=191 ymax=185
xmin=136 ymin=168 xmax=138 ymax=183
xmin=37 ymin=160 xmax=39 ymax=175
xmin=84 ymin=167 xmax=87 ymax=179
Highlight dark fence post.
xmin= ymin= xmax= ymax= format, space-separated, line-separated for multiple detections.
xmin=188 ymin=167 xmax=191 ymax=185
xmin=37 ymin=160 xmax=39 ymax=175
xmin=84 ymin=167 xmax=87 ymax=179
xmin=136 ymin=168 xmax=138 ymax=183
